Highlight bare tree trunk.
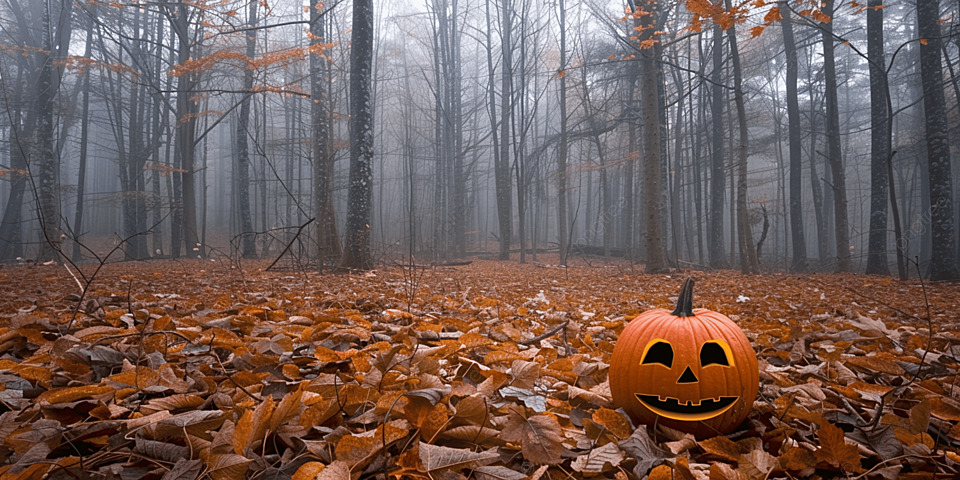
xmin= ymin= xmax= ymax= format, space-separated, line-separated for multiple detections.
xmin=36 ymin=0 xmax=71 ymax=261
xmin=235 ymin=0 xmax=258 ymax=258
xmin=340 ymin=0 xmax=375 ymax=270
xmin=557 ymin=0 xmax=570 ymax=265
xmin=781 ymin=3 xmax=807 ymax=272
xmin=72 ymin=23 xmax=93 ymax=262
xmin=168 ymin=0 xmax=200 ymax=257
xmin=865 ymin=0 xmax=891 ymax=275
xmin=495 ymin=0 xmax=514 ymax=260
xmin=708 ymin=21 xmax=726 ymax=268
xmin=916 ymin=0 xmax=959 ymax=279
xmin=725 ymin=11 xmax=758 ymax=273
xmin=632 ymin=0 xmax=666 ymax=273
xmin=820 ymin=0 xmax=850 ymax=272
xmin=310 ymin=3 xmax=340 ymax=266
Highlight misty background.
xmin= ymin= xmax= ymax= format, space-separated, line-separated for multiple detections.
xmin=0 ymin=0 xmax=958 ymax=279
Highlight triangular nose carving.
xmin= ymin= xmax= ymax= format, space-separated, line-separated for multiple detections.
xmin=677 ymin=366 xmax=698 ymax=383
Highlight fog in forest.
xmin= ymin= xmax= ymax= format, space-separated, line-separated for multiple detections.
xmin=1 ymin=0 xmax=959 ymax=279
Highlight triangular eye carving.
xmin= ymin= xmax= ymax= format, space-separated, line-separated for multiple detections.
xmin=641 ymin=341 xmax=673 ymax=368
xmin=700 ymin=341 xmax=732 ymax=367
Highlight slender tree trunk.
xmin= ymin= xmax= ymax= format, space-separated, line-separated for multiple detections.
xmin=865 ymin=0 xmax=890 ymax=275
xmin=170 ymin=0 xmax=200 ymax=257
xmin=557 ymin=0 xmax=570 ymax=265
xmin=820 ymin=0 xmax=850 ymax=271
xmin=632 ymin=0 xmax=667 ymax=273
xmin=725 ymin=14 xmax=758 ymax=273
xmin=235 ymin=0 xmax=259 ymax=258
xmin=782 ymin=4 xmax=807 ymax=271
xmin=708 ymin=21 xmax=726 ymax=268
xmin=447 ymin=0 xmax=466 ymax=258
xmin=496 ymin=0 xmax=514 ymax=260
xmin=0 ymin=107 xmax=29 ymax=262
xmin=340 ymin=0 xmax=375 ymax=269
xmin=72 ymin=24 xmax=93 ymax=262
xmin=916 ymin=0 xmax=959 ymax=279
xmin=310 ymin=3 xmax=340 ymax=266
xmin=36 ymin=0 xmax=70 ymax=261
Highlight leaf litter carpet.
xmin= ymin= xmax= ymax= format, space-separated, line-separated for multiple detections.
xmin=0 ymin=258 xmax=959 ymax=479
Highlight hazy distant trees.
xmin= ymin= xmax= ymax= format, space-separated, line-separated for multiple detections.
xmin=0 ymin=0 xmax=72 ymax=262
xmin=0 ymin=0 xmax=958 ymax=279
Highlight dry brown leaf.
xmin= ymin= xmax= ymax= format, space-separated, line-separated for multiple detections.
xmin=270 ymin=387 xmax=304 ymax=431
xmin=473 ymin=465 xmax=528 ymax=480
xmin=509 ymin=359 xmax=540 ymax=389
xmin=419 ymin=442 xmax=499 ymax=472
xmin=36 ymin=384 xmax=114 ymax=406
xmin=315 ymin=460 xmax=351 ymax=480
xmin=619 ymin=426 xmax=672 ymax=476
xmin=441 ymin=425 xmax=504 ymax=445
xmin=161 ymin=459 xmax=203 ymax=480
xmin=500 ymin=409 xmax=563 ymax=465
xmin=709 ymin=462 xmax=742 ymax=480
xmin=232 ymin=395 xmax=276 ymax=456
xmin=591 ymin=407 xmax=631 ymax=439
xmin=570 ymin=442 xmax=624 ymax=473
xmin=204 ymin=452 xmax=251 ymax=480
xmin=739 ymin=446 xmax=778 ymax=479
xmin=292 ymin=461 xmax=328 ymax=480
xmin=698 ymin=435 xmax=741 ymax=462
xmin=779 ymin=445 xmax=817 ymax=471
xmin=451 ymin=393 xmax=489 ymax=425
xmin=815 ymin=421 xmax=863 ymax=473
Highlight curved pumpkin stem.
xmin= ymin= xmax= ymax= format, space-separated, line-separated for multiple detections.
xmin=671 ymin=278 xmax=696 ymax=317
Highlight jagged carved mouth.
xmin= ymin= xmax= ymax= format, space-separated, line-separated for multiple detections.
xmin=635 ymin=394 xmax=738 ymax=421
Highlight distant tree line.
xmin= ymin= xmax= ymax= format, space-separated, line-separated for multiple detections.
xmin=0 ymin=0 xmax=958 ymax=279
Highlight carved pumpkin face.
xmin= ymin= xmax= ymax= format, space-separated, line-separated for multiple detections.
xmin=609 ymin=279 xmax=758 ymax=437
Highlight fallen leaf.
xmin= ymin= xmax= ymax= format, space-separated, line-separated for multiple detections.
xmin=815 ymin=421 xmax=863 ymax=473
xmin=419 ymin=442 xmax=499 ymax=472
xmin=570 ymin=442 xmax=624 ymax=473
xmin=501 ymin=409 xmax=563 ymax=465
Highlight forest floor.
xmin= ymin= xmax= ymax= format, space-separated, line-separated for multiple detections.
xmin=0 ymin=257 xmax=959 ymax=479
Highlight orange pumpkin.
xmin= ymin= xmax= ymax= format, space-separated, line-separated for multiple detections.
xmin=609 ymin=278 xmax=758 ymax=437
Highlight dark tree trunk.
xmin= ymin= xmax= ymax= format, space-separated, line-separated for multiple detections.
xmin=71 ymin=22 xmax=94 ymax=262
xmin=726 ymin=9 xmax=758 ymax=273
xmin=340 ymin=0 xmax=375 ymax=270
xmin=633 ymin=0 xmax=666 ymax=273
xmin=820 ymin=0 xmax=851 ymax=272
xmin=235 ymin=0 xmax=258 ymax=258
xmin=36 ymin=0 xmax=71 ymax=262
xmin=0 ymin=110 xmax=29 ymax=262
xmin=310 ymin=5 xmax=340 ymax=265
xmin=557 ymin=0 xmax=570 ymax=265
xmin=916 ymin=0 xmax=959 ymax=279
xmin=495 ymin=0 xmax=514 ymax=260
xmin=708 ymin=22 xmax=726 ymax=269
xmin=782 ymin=4 xmax=807 ymax=272
xmin=865 ymin=0 xmax=891 ymax=275
xmin=169 ymin=0 xmax=200 ymax=257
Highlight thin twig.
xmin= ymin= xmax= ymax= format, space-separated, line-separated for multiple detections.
xmin=519 ymin=320 xmax=570 ymax=346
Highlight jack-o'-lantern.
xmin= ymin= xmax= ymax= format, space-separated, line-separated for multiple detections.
xmin=609 ymin=278 xmax=758 ymax=437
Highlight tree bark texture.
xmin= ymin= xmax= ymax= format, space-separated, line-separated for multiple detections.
xmin=781 ymin=4 xmax=807 ymax=272
xmin=341 ymin=0 xmax=375 ymax=270
xmin=865 ymin=0 xmax=890 ymax=275
xmin=916 ymin=0 xmax=959 ymax=280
